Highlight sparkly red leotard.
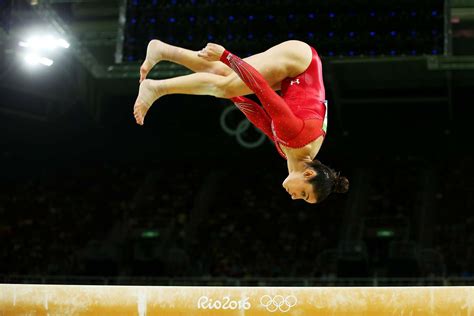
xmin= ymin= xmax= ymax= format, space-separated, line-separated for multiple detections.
xmin=221 ymin=46 xmax=328 ymax=159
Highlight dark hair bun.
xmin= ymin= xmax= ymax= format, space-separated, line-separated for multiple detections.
xmin=334 ymin=176 xmax=349 ymax=193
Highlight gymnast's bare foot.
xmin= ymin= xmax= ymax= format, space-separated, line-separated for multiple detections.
xmin=139 ymin=40 xmax=167 ymax=83
xmin=133 ymin=79 xmax=162 ymax=125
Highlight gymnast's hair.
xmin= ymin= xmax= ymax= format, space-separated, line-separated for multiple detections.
xmin=306 ymin=159 xmax=349 ymax=203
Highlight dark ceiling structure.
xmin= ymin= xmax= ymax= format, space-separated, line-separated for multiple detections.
xmin=0 ymin=0 xmax=473 ymax=135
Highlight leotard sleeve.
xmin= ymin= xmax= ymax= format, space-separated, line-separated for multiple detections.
xmin=229 ymin=96 xmax=273 ymax=140
xmin=220 ymin=50 xmax=304 ymax=142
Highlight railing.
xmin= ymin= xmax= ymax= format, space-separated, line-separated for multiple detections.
xmin=2 ymin=275 xmax=474 ymax=286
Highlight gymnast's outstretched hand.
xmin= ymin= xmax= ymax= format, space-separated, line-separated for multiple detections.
xmin=197 ymin=43 xmax=225 ymax=62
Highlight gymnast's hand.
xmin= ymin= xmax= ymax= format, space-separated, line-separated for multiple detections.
xmin=198 ymin=43 xmax=225 ymax=62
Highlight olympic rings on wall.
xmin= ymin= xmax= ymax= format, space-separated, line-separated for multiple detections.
xmin=220 ymin=106 xmax=267 ymax=149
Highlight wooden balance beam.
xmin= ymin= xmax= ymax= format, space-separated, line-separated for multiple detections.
xmin=1 ymin=284 xmax=473 ymax=315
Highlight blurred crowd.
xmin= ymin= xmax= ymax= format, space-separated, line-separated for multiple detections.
xmin=0 ymin=155 xmax=472 ymax=279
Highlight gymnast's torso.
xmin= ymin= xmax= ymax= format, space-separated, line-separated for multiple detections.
xmin=220 ymin=41 xmax=327 ymax=160
xmin=279 ymin=135 xmax=324 ymax=161
xmin=272 ymin=46 xmax=328 ymax=160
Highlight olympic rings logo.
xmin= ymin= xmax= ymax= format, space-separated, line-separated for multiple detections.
xmin=220 ymin=106 xmax=267 ymax=149
xmin=260 ymin=295 xmax=297 ymax=313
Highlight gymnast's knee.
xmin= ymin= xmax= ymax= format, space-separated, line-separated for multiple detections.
xmin=213 ymin=77 xmax=235 ymax=99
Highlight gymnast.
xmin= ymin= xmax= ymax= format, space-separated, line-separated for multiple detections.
xmin=133 ymin=40 xmax=349 ymax=203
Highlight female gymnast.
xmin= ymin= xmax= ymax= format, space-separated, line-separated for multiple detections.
xmin=133 ymin=40 xmax=349 ymax=204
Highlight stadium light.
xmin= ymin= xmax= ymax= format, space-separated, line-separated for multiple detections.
xmin=18 ymin=35 xmax=70 ymax=50
xmin=18 ymin=33 xmax=70 ymax=68
xmin=23 ymin=53 xmax=54 ymax=67
xmin=56 ymin=38 xmax=70 ymax=49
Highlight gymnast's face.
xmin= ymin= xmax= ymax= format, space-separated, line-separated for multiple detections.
xmin=282 ymin=169 xmax=317 ymax=204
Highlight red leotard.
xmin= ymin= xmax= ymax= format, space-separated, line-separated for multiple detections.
xmin=221 ymin=46 xmax=327 ymax=159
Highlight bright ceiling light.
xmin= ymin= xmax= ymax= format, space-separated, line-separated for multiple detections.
xmin=56 ymin=38 xmax=70 ymax=49
xmin=18 ymin=35 xmax=70 ymax=50
xmin=18 ymin=33 xmax=69 ymax=68
xmin=39 ymin=57 xmax=54 ymax=67
xmin=42 ymin=35 xmax=57 ymax=50
xmin=24 ymin=53 xmax=54 ymax=67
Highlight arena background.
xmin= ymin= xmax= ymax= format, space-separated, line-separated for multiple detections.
xmin=0 ymin=0 xmax=473 ymax=288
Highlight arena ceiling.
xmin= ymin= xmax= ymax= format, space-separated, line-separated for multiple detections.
xmin=1 ymin=0 xmax=474 ymax=123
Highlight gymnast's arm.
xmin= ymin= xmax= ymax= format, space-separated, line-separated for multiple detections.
xmin=229 ymin=96 xmax=273 ymax=139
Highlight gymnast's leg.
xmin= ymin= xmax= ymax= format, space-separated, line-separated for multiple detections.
xmin=133 ymin=72 xmax=234 ymax=125
xmin=138 ymin=40 xmax=300 ymax=82
xmin=134 ymin=68 xmax=284 ymax=125
xmin=133 ymin=40 xmax=311 ymax=125
xmin=139 ymin=40 xmax=231 ymax=82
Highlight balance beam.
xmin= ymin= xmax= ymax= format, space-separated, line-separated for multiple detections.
xmin=0 ymin=284 xmax=473 ymax=315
